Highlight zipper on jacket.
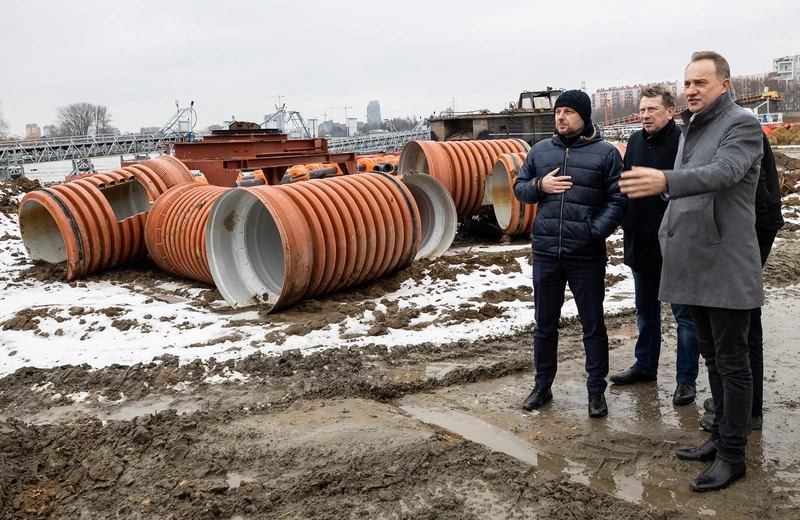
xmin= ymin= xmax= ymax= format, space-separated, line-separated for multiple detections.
xmin=558 ymin=148 xmax=569 ymax=258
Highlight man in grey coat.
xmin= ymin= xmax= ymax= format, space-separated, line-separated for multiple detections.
xmin=618 ymin=51 xmax=763 ymax=492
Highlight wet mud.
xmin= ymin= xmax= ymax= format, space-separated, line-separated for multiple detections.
xmin=2 ymin=177 xmax=800 ymax=518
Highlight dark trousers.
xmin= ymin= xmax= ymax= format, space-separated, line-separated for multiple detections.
xmin=750 ymin=226 xmax=778 ymax=418
xmin=690 ymin=305 xmax=752 ymax=464
xmin=631 ymin=270 xmax=699 ymax=383
xmin=532 ymin=254 xmax=608 ymax=393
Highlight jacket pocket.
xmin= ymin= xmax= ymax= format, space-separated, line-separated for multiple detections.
xmin=702 ymin=195 xmax=721 ymax=245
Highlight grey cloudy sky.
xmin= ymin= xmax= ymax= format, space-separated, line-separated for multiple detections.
xmin=1 ymin=0 xmax=799 ymax=136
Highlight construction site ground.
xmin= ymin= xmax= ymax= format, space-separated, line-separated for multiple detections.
xmin=2 ymin=173 xmax=800 ymax=518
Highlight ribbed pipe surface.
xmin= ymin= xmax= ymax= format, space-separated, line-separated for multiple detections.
xmin=491 ymin=153 xmax=537 ymax=236
xmin=398 ymin=139 xmax=530 ymax=217
xmin=206 ymin=173 xmax=421 ymax=311
xmin=144 ymin=184 xmax=228 ymax=285
xmin=123 ymin=155 xmax=196 ymax=201
xmin=18 ymin=171 xmax=151 ymax=280
xmin=17 ymin=155 xmax=196 ymax=280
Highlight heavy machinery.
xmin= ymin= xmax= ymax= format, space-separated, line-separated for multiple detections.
xmin=427 ymin=88 xmax=563 ymax=146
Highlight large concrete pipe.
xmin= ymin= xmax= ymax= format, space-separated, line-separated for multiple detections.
xmin=398 ymin=139 xmax=530 ymax=218
xmin=144 ymin=184 xmax=228 ymax=285
xmin=18 ymin=171 xmax=151 ymax=280
xmin=206 ymin=172 xmax=421 ymax=311
xmin=400 ymin=174 xmax=457 ymax=259
xmin=491 ymin=153 xmax=537 ymax=236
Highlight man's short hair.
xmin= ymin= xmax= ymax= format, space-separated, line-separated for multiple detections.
xmin=638 ymin=85 xmax=676 ymax=110
xmin=690 ymin=51 xmax=731 ymax=80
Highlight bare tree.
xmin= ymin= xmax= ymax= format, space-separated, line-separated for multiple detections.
xmin=57 ymin=102 xmax=113 ymax=136
xmin=0 ymin=102 xmax=9 ymax=139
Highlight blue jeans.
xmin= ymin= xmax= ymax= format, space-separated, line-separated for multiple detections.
xmin=631 ymin=271 xmax=700 ymax=383
xmin=533 ymin=254 xmax=608 ymax=393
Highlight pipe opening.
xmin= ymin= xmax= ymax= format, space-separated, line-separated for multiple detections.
xmin=207 ymin=189 xmax=284 ymax=308
xmin=491 ymin=160 xmax=513 ymax=229
xmin=400 ymin=174 xmax=456 ymax=260
xmin=18 ymin=199 xmax=68 ymax=263
xmin=100 ymin=179 xmax=151 ymax=222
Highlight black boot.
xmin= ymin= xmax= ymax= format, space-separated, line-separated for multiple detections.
xmin=690 ymin=458 xmax=746 ymax=492
xmin=675 ymin=438 xmax=717 ymax=462
xmin=522 ymin=385 xmax=552 ymax=411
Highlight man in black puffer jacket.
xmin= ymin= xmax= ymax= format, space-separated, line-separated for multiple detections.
xmin=514 ymin=89 xmax=627 ymax=418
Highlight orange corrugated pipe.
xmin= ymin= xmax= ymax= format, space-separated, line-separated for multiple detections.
xmin=398 ymin=138 xmax=531 ymax=218
xmin=144 ymin=184 xmax=228 ymax=285
xmin=18 ymin=171 xmax=150 ymax=280
xmin=17 ymin=155 xmax=197 ymax=280
xmin=206 ymin=172 xmax=421 ymax=311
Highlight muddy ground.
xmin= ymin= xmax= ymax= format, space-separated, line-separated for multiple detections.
xmin=2 ymin=178 xmax=800 ymax=519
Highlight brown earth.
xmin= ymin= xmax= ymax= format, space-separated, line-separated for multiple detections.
xmin=2 ymin=177 xmax=800 ymax=518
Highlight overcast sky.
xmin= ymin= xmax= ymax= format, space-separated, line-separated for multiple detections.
xmin=1 ymin=0 xmax=798 ymax=136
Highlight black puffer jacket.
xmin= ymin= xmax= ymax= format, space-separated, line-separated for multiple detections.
xmin=514 ymin=125 xmax=627 ymax=260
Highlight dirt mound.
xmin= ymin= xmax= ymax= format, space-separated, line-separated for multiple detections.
xmin=0 ymin=177 xmax=40 ymax=216
xmin=774 ymin=150 xmax=800 ymax=171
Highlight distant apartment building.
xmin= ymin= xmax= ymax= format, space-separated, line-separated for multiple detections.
xmin=42 ymin=124 xmax=57 ymax=137
xmin=366 ymin=100 xmax=381 ymax=126
xmin=25 ymin=123 xmax=41 ymax=140
xmin=591 ymin=81 xmax=680 ymax=112
xmin=139 ymin=126 xmax=160 ymax=134
xmin=773 ymin=54 xmax=800 ymax=82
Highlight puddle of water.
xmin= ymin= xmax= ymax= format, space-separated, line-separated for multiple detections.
xmin=386 ymin=363 xmax=463 ymax=382
xmin=226 ymin=472 xmax=256 ymax=489
xmin=400 ymin=404 xmax=540 ymax=466
xmin=20 ymin=396 xmax=201 ymax=424
xmin=102 ymin=396 xmax=200 ymax=421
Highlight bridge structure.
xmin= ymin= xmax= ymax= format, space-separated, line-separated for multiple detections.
xmin=327 ymin=121 xmax=431 ymax=154
xmin=0 ymin=101 xmax=197 ymax=165
xmin=0 ymin=133 xmax=183 ymax=164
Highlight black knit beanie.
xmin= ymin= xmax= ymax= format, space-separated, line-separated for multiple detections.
xmin=554 ymin=90 xmax=592 ymax=126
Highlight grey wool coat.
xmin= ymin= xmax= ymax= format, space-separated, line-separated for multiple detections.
xmin=658 ymin=93 xmax=764 ymax=310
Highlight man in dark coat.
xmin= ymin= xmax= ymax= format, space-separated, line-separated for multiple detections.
xmin=610 ymin=86 xmax=700 ymax=407
xmin=620 ymin=51 xmax=764 ymax=492
xmin=701 ymin=122 xmax=785 ymax=432
xmin=513 ymin=89 xmax=627 ymax=418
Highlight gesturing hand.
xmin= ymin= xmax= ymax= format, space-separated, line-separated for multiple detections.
xmin=619 ymin=167 xmax=668 ymax=198
xmin=540 ymin=167 xmax=571 ymax=194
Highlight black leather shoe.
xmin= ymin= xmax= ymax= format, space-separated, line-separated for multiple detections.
xmin=690 ymin=458 xmax=746 ymax=492
xmin=701 ymin=414 xmax=762 ymax=432
xmin=675 ymin=439 xmax=717 ymax=462
xmin=673 ymin=382 xmax=697 ymax=406
xmin=522 ymin=385 xmax=552 ymax=411
xmin=609 ymin=366 xmax=657 ymax=385
xmin=703 ymin=397 xmax=714 ymax=413
xmin=588 ymin=392 xmax=608 ymax=417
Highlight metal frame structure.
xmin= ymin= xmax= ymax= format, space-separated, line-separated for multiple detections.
xmin=327 ymin=121 xmax=431 ymax=154
xmin=0 ymin=134 xmax=182 ymax=164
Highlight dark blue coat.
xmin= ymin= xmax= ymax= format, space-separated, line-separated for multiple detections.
xmin=621 ymin=119 xmax=681 ymax=276
xmin=514 ymin=125 xmax=627 ymax=260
